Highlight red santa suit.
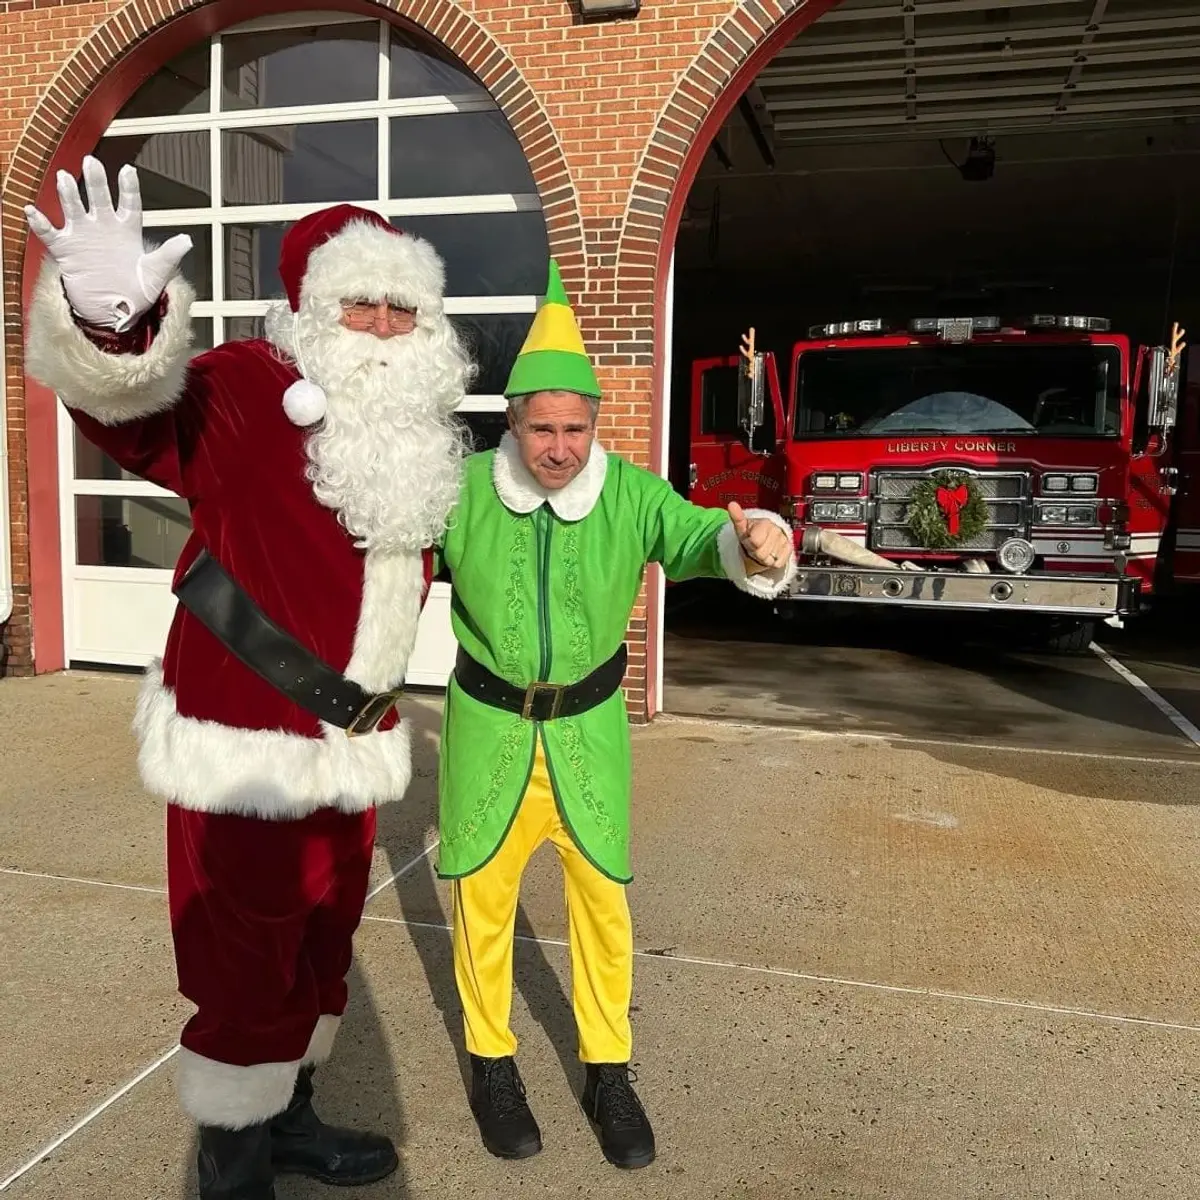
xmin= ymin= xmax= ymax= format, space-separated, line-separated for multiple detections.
xmin=26 ymin=203 xmax=466 ymax=1131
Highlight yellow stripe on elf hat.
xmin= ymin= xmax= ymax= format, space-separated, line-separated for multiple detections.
xmin=503 ymin=260 xmax=602 ymax=400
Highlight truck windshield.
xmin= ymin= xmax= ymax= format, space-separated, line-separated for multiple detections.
xmin=792 ymin=343 xmax=1122 ymax=439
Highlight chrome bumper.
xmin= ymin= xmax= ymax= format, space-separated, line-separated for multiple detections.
xmin=782 ymin=566 xmax=1140 ymax=617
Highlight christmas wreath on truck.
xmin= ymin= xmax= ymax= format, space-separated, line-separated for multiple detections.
xmin=906 ymin=470 xmax=988 ymax=549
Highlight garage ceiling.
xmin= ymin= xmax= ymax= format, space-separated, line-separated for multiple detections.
xmin=758 ymin=0 xmax=1200 ymax=145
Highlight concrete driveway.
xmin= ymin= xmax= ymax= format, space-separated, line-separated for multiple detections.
xmin=2 ymin=669 xmax=1199 ymax=1198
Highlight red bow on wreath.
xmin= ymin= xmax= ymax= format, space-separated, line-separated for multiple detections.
xmin=936 ymin=484 xmax=970 ymax=536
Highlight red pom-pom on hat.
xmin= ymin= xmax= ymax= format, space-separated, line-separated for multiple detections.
xmin=278 ymin=204 xmax=399 ymax=312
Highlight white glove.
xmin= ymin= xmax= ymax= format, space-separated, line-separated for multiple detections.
xmin=24 ymin=155 xmax=192 ymax=331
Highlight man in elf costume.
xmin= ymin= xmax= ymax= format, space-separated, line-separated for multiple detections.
xmin=435 ymin=262 xmax=796 ymax=1169
xmin=24 ymin=158 xmax=472 ymax=1199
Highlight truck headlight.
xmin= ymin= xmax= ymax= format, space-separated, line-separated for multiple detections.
xmin=1036 ymin=504 xmax=1069 ymax=524
xmin=997 ymin=537 xmax=1035 ymax=575
xmin=808 ymin=500 xmax=865 ymax=522
xmin=1067 ymin=505 xmax=1097 ymax=525
xmin=1042 ymin=473 xmax=1097 ymax=495
xmin=811 ymin=472 xmax=862 ymax=493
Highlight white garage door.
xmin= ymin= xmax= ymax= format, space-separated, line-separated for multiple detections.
xmin=57 ymin=11 xmax=544 ymax=683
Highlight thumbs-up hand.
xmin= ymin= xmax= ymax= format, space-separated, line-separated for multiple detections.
xmin=727 ymin=501 xmax=792 ymax=572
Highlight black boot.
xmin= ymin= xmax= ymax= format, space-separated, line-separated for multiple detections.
xmin=582 ymin=1064 xmax=656 ymax=1169
xmin=269 ymin=1065 xmax=398 ymax=1186
xmin=469 ymin=1054 xmax=542 ymax=1159
xmin=197 ymin=1122 xmax=275 ymax=1199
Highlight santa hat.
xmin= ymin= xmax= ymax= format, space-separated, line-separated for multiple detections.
xmin=278 ymin=203 xmax=449 ymax=427
xmin=504 ymin=260 xmax=601 ymax=400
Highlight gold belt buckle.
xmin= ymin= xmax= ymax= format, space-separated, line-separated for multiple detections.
xmin=346 ymin=687 xmax=404 ymax=737
xmin=522 ymin=681 xmax=565 ymax=721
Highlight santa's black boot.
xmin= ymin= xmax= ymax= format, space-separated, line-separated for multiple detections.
xmin=582 ymin=1064 xmax=656 ymax=1169
xmin=197 ymin=1122 xmax=275 ymax=1199
xmin=269 ymin=1065 xmax=398 ymax=1186
xmin=469 ymin=1054 xmax=543 ymax=1159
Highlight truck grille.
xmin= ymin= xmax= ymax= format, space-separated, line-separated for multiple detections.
xmin=871 ymin=469 xmax=1028 ymax=552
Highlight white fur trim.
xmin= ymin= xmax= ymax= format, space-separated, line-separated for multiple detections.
xmin=178 ymin=1048 xmax=298 ymax=1129
xmin=134 ymin=551 xmax=425 ymax=817
xmin=25 ymin=257 xmax=195 ymax=425
xmin=301 ymin=219 xmax=446 ymax=317
xmin=134 ymin=663 xmax=413 ymax=819
xmin=344 ymin=548 xmax=428 ymax=693
xmin=283 ymin=377 xmax=328 ymax=426
xmin=303 ymin=1014 xmax=341 ymax=1066
xmin=492 ymin=431 xmax=608 ymax=521
xmin=716 ymin=508 xmax=798 ymax=599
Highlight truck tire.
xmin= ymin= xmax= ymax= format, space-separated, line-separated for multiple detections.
xmin=1038 ymin=618 xmax=1097 ymax=655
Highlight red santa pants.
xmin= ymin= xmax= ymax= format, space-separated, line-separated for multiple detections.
xmin=166 ymin=802 xmax=375 ymax=1128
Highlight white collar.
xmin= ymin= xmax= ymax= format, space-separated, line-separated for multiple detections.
xmin=492 ymin=431 xmax=608 ymax=521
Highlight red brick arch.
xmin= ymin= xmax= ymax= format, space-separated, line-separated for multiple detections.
xmin=1 ymin=0 xmax=582 ymax=676
xmin=2 ymin=0 xmax=584 ymax=269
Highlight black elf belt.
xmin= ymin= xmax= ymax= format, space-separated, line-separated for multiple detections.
xmin=454 ymin=644 xmax=628 ymax=722
xmin=173 ymin=548 xmax=401 ymax=736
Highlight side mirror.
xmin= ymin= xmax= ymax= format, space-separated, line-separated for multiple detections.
xmin=1147 ymin=347 xmax=1180 ymax=431
xmin=736 ymin=328 xmax=772 ymax=455
xmin=1148 ymin=322 xmax=1186 ymax=432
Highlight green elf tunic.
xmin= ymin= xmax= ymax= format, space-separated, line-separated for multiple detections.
xmin=435 ymin=432 xmax=795 ymax=884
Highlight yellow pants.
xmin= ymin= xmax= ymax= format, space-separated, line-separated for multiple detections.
xmin=451 ymin=737 xmax=634 ymax=1063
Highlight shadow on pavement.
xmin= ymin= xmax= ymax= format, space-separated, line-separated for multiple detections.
xmin=374 ymin=700 xmax=582 ymax=1113
xmin=180 ymin=960 xmax=409 ymax=1199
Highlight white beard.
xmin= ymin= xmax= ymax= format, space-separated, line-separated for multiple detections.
xmin=266 ymin=298 xmax=473 ymax=553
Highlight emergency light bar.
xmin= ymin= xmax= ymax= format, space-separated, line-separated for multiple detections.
xmin=909 ymin=316 xmax=1000 ymax=341
xmin=807 ymin=319 xmax=888 ymax=338
xmin=804 ymin=313 xmax=1112 ymax=342
xmin=1029 ymin=314 xmax=1111 ymax=332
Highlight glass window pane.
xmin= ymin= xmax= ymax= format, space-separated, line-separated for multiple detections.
xmin=192 ymin=319 xmax=214 ymax=353
xmin=389 ymin=113 xmax=535 ymax=198
xmin=73 ymin=428 xmax=136 ymax=482
xmin=460 ymin=410 xmax=508 ymax=453
xmin=389 ymin=30 xmax=489 ymax=100
xmin=221 ymin=23 xmax=379 ymax=110
xmin=75 ymin=496 xmax=191 ymax=569
xmin=391 ymin=214 xmax=547 ymax=295
xmin=116 ymin=42 xmax=210 ymax=119
xmin=222 ymin=122 xmax=376 ymax=207
xmin=141 ymin=225 xmax=212 ymax=300
xmin=224 ymin=224 xmax=286 ymax=300
xmin=452 ymin=314 xmax=533 ymax=396
xmin=226 ymin=316 xmax=266 ymax=343
xmin=94 ymin=132 xmax=212 ymax=208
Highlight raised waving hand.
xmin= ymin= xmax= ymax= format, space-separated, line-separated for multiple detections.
xmin=25 ymin=155 xmax=192 ymax=331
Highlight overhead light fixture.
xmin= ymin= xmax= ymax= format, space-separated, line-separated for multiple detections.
xmin=939 ymin=136 xmax=996 ymax=182
xmin=577 ymin=0 xmax=640 ymax=18
xmin=959 ymin=136 xmax=996 ymax=181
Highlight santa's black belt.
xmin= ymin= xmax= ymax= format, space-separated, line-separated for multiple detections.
xmin=454 ymin=644 xmax=628 ymax=722
xmin=173 ymin=548 xmax=401 ymax=736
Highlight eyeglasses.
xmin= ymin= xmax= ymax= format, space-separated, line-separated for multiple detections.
xmin=339 ymin=300 xmax=417 ymax=331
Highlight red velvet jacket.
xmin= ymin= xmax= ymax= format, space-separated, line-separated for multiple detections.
xmin=28 ymin=268 xmax=433 ymax=820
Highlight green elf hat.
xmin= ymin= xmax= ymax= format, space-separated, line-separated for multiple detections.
xmin=503 ymin=259 xmax=601 ymax=400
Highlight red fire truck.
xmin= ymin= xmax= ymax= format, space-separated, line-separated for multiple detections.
xmin=687 ymin=314 xmax=1198 ymax=651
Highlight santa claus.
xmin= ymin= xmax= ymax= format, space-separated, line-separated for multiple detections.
xmin=24 ymin=156 xmax=473 ymax=1198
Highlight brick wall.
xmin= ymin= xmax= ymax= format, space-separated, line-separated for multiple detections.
xmin=0 ymin=0 xmax=835 ymax=703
